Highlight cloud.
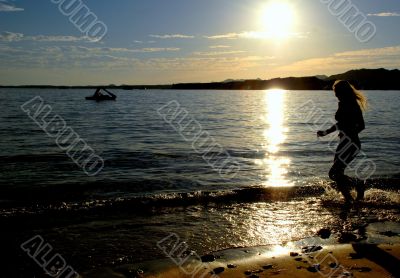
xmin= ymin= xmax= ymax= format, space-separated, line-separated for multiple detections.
xmin=277 ymin=45 xmax=400 ymax=76
xmin=133 ymin=40 xmax=156 ymax=44
xmin=0 ymin=32 xmax=97 ymax=42
xmin=205 ymin=31 xmax=307 ymax=40
xmin=368 ymin=12 xmax=400 ymax=17
xmin=209 ymin=45 xmax=231 ymax=49
xmin=136 ymin=47 xmax=180 ymax=53
xmin=60 ymin=46 xmax=181 ymax=54
xmin=0 ymin=31 xmax=24 ymax=42
xmin=149 ymin=34 xmax=195 ymax=39
xmin=193 ymin=50 xmax=247 ymax=56
xmin=31 ymin=35 xmax=94 ymax=42
xmin=107 ymin=47 xmax=180 ymax=53
xmin=0 ymin=0 xmax=24 ymax=12
xmin=205 ymin=33 xmax=243 ymax=40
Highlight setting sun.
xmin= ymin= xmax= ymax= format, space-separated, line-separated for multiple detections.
xmin=261 ymin=1 xmax=295 ymax=39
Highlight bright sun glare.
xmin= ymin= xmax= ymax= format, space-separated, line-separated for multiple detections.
xmin=261 ymin=2 xmax=295 ymax=39
xmin=258 ymin=89 xmax=293 ymax=188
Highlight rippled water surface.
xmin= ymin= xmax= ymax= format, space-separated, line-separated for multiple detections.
xmin=0 ymin=89 xmax=399 ymax=275
xmin=1 ymin=89 xmax=399 ymax=194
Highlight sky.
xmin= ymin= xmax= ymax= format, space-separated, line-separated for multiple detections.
xmin=0 ymin=0 xmax=400 ymax=85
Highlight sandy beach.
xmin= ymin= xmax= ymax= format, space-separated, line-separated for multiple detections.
xmin=82 ymin=224 xmax=400 ymax=278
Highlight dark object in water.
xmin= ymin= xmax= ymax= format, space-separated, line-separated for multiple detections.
xmin=85 ymin=95 xmax=116 ymax=101
xmin=86 ymin=88 xmax=116 ymax=101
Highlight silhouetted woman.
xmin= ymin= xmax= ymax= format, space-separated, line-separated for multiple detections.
xmin=317 ymin=80 xmax=367 ymax=204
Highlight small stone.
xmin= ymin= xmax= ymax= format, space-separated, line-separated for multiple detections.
xmin=317 ymin=228 xmax=331 ymax=239
xmin=213 ymin=267 xmax=225 ymax=274
xmin=307 ymin=266 xmax=317 ymax=273
xmin=290 ymin=252 xmax=299 ymax=257
xmin=245 ymin=270 xmax=252 ymax=275
xmin=262 ymin=264 xmax=273 ymax=269
xmin=338 ymin=232 xmax=357 ymax=243
xmin=302 ymin=246 xmax=322 ymax=253
xmin=359 ymin=267 xmax=372 ymax=272
xmin=227 ymin=264 xmax=237 ymax=269
xmin=307 ymin=264 xmax=320 ymax=273
xmin=249 ymin=275 xmax=259 ymax=278
xmin=329 ymin=262 xmax=337 ymax=268
xmin=201 ymin=254 xmax=215 ymax=262
xmin=381 ymin=231 xmax=398 ymax=237
xmin=294 ymin=258 xmax=302 ymax=261
xmin=297 ymin=266 xmax=302 ymax=269
xmin=349 ymin=253 xmax=363 ymax=259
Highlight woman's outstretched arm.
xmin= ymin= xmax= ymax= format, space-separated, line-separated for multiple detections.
xmin=317 ymin=124 xmax=337 ymax=137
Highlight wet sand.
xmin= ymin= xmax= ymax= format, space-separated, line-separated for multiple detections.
xmin=82 ymin=235 xmax=400 ymax=277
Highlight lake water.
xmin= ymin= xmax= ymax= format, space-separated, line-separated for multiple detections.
xmin=0 ymin=89 xmax=399 ymax=275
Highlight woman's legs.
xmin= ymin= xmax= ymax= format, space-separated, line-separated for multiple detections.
xmin=329 ymin=136 xmax=361 ymax=202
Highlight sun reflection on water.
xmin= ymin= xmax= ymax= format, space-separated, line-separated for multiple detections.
xmin=260 ymin=89 xmax=292 ymax=187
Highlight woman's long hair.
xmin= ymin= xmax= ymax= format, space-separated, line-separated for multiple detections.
xmin=333 ymin=80 xmax=368 ymax=111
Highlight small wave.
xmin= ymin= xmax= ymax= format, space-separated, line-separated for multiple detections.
xmin=1 ymin=178 xmax=398 ymax=217
xmin=0 ymin=185 xmax=326 ymax=217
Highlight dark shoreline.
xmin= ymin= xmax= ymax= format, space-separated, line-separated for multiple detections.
xmin=1 ymin=68 xmax=400 ymax=91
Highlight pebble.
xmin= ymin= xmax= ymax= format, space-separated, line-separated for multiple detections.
xmin=349 ymin=252 xmax=363 ymax=259
xmin=294 ymin=258 xmax=302 ymax=261
xmin=358 ymin=267 xmax=372 ymax=272
xmin=350 ymin=266 xmax=372 ymax=272
xmin=302 ymin=246 xmax=322 ymax=253
xmin=290 ymin=252 xmax=299 ymax=257
xmin=201 ymin=254 xmax=215 ymax=262
xmin=329 ymin=262 xmax=337 ymax=268
xmin=306 ymin=264 xmax=320 ymax=273
xmin=317 ymin=228 xmax=331 ymax=239
xmin=262 ymin=264 xmax=273 ymax=269
xmin=381 ymin=231 xmax=398 ymax=237
xmin=342 ymin=271 xmax=353 ymax=276
xmin=227 ymin=264 xmax=237 ymax=269
xmin=213 ymin=267 xmax=225 ymax=274
xmin=338 ymin=232 xmax=357 ymax=243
